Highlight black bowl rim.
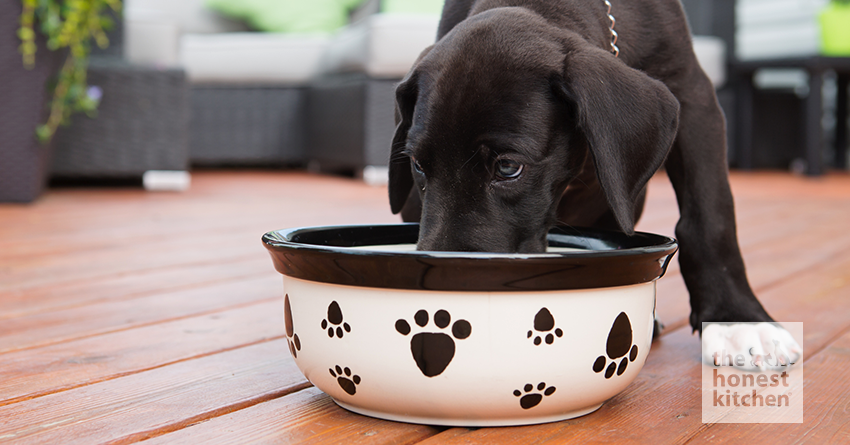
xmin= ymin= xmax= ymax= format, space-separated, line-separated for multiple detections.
xmin=262 ymin=223 xmax=678 ymax=291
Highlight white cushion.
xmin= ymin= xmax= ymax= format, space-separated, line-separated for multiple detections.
xmin=321 ymin=14 xmax=728 ymax=88
xmin=125 ymin=0 xmax=249 ymax=67
xmin=125 ymin=14 xmax=181 ymax=67
xmin=734 ymin=0 xmax=827 ymax=60
xmin=736 ymin=0 xmax=828 ymax=28
xmin=125 ymin=0 xmax=247 ymax=34
xmin=692 ymin=35 xmax=726 ymax=88
xmin=180 ymin=33 xmax=331 ymax=84
xmin=319 ymin=13 xmax=440 ymax=78
xmin=736 ymin=24 xmax=820 ymax=61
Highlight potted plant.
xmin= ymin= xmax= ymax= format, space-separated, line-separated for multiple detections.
xmin=0 ymin=0 xmax=120 ymax=203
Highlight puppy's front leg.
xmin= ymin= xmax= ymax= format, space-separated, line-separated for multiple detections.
xmin=663 ymin=70 xmax=800 ymax=362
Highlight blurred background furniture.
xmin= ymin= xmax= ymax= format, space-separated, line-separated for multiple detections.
xmin=307 ymin=0 xmax=441 ymax=184
xmin=38 ymin=0 xmax=847 ymax=191
xmin=727 ymin=0 xmax=850 ymax=174
xmin=51 ymin=58 xmax=190 ymax=180
xmin=114 ymin=0 xmax=748 ymax=184
xmin=734 ymin=57 xmax=850 ymax=175
xmin=124 ymin=0 xmax=339 ymax=167
xmin=180 ymin=33 xmax=327 ymax=166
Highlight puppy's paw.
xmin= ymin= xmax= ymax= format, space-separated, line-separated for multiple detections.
xmin=702 ymin=323 xmax=801 ymax=371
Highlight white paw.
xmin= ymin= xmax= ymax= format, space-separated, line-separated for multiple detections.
xmin=702 ymin=323 xmax=802 ymax=371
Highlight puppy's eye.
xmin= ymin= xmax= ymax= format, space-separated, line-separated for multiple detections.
xmin=495 ymin=158 xmax=523 ymax=180
xmin=411 ymin=157 xmax=425 ymax=176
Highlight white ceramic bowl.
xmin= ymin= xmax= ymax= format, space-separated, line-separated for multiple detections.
xmin=263 ymin=224 xmax=677 ymax=426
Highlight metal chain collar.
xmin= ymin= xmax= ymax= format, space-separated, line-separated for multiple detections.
xmin=604 ymin=0 xmax=620 ymax=57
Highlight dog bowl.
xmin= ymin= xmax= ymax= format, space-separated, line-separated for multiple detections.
xmin=262 ymin=224 xmax=677 ymax=426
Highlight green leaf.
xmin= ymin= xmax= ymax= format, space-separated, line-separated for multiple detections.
xmin=35 ymin=124 xmax=52 ymax=144
xmin=17 ymin=27 xmax=35 ymax=40
xmin=23 ymin=0 xmax=120 ymax=143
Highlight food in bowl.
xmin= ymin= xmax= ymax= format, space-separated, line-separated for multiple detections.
xmin=263 ymin=223 xmax=677 ymax=426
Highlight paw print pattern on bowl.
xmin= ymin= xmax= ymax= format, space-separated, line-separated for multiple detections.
xmin=284 ymin=294 xmax=301 ymax=358
xmin=513 ymin=382 xmax=556 ymax=409
xmin=395 ymin=309 xmax=472 ymax=377
xmin=321 ymin=301 xmax=351 ymax=338
xmin=329 ymin=365 xmax=361 ymax=395
xmin=527 ymin=307 xmax=563 ymax=345
xmin=592 ymin=312 xmax=639 ymax=378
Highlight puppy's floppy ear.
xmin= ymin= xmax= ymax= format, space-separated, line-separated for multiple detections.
xmin=388 ymin=70 xmax=420 ymax=214
xmin=555 ymin=43 xmax=680 ymax=234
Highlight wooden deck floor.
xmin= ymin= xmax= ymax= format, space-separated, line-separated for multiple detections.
xmin=1 ymin=170 xmax=849 ymax=444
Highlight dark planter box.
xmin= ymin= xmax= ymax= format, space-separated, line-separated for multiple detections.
xmin=0 ymin=0 xmax=61 ymax=202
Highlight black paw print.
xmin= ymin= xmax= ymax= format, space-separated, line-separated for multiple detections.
xmin=284 ymin=294 xmax=301 ymax=358
xmin=527 ymin=307 xmax=563 ymax=345
xmin=329 ymin=365 xmax=361 ymax=395
xmin=395 ymin=309 xmax=472 ymax=377
xmin=513 ymin=382 xmax=556 ymax=409
xmin=321 ymin=301 xmax=351 ymax=338
xmin=593 ymin=312 xmax=639 ymax=379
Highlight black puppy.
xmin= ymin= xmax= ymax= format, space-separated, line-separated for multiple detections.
xmin=388 ymin=0 xmax=799 ymax=365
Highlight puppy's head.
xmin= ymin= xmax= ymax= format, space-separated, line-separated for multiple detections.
xmin=390 ymin=7 xmax=679 ymax=253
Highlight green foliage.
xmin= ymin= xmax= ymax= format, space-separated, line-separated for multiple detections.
xmin=18 ymin=0 xmax=122 ymax=143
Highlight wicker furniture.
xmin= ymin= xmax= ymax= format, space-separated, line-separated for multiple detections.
xmin=124 ymin=2 xmax=330 ymax=167
xmin=178 ymin=33 xmax=329 ymax=167
xmin=51 ymin=57 xmax=189 ymax=179
xmin=189 ymin=85 xmax=306 ymax=166
xmin=733 ymin=56 xmax=850 ymax=175
xmin=306 ymin=74 xmax=397 ymax=180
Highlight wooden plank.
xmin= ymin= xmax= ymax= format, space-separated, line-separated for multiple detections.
xmin=142 ymin=387 xmax=442 ymax=445
xmin=738 ymin=252 xmax=850 ymax=356
xmin=0 ymin=172 xmax=396 ymax=242
xmin=636 ymin=172 xmax=850 ymax=242
xmin=0 ymin=275 xmax=281 ymax=353
xmin=0 ymin=207 xmax=317 ymax=262
xmin=0 ymin=255 xmax=270 ymax=320
xmin=736 ymin=205 xmax=850 ymax=288
xmin=0 ymin=235 xmax=263 ymax=295
xmin=0 ymin=301 xmax=284 ymax=406
xmin=685 ymin=331 xmax=850 ymax=444
xmin=0 ymin=340 xmax=308 ymax=445
xmin=0 ymin=172 xmax=398 ymax=296
xmin=727 ymin=172 xmax=850 ymax=200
